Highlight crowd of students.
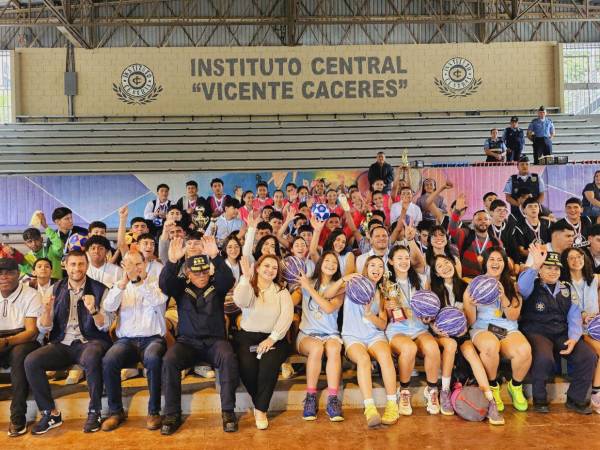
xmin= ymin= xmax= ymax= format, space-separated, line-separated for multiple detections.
xmin=1 ymin=152 xmax=600 ymax=438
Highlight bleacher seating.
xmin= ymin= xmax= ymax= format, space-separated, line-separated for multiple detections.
xmin=1 ymin=113 xmax=599 ymax=174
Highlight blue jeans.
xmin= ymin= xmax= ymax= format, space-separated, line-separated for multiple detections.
xmin=584 ymin=206 xmax=600 ymax=219
xmin=102 ymin=336 xmax=166 ymax=415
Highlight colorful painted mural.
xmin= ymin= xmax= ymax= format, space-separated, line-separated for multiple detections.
xmin=0 ymin=164 xmax=598 ymax=232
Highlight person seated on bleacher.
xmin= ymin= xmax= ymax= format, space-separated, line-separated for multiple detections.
xmin=582 ymin=170 xmax=600 ymax=219
xmin=368 ymin=151 xmax=394 ymax=195
xmin=85 ymin=235 xmax=123 ymax=289
xmin=416 ymin=178 xmax=447 ymax=225
xmin=518 ymin=244 xmax=596 ymax=414
xmin=21 ymin=214 xmax=63 ymax=280
xmin=158 ymin=220 xmax=187 ymax=267
xmin=522 ymin=221 xmax=574 ymax=268
xmin=25 ymin=250 xmax=112 ymax=435
xmin=175 ymin=180 xmax=212 ymax=229
xmin=513 ymin=198 xmax=552 ymax=265
xmin=116 ymin=206 xmax=151 ymax=256
xmin=504 ymin=156 xmax=546 ymax=217
xmin=587 ymin=225 xmax=600 ymax=274
xmin=252 ymin=181 xmax=274 ymax=211
xmin=208 ymin=178 xmax=231 ymax=218
xmin=101 ymin=250 xmax=168 ymax=432
xmin=555 ymin=197 xmax=594 ymax=247
xmin=159 ymin=236 xmax=238 ymax=435
xmin=0 ymin=258 xmax=42 ymax=437
xmin=27 ymin=258 xmax=56 ymax=300
xmin=143 ymin=184 xmax=172 ymax=238
xmin=233 ymin=254 xmax=293 ymax=430
xmin=483 ymin=128 xmax=507 ymax=163
xmin=205 ymin=197 xmax=245 ymax=248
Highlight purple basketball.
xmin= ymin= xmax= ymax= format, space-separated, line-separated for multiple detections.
xmin=434 ymin=306 xmax=468 ymax=337
xmin=468 ymin=275 xmax=500 ymax=306
xmin=346 ymin=275 xmax=376 ymax=305
xmin=587 ymin=315 xmax=600 ymax=342
xmin=281 ymin=256 xmax=306 ymax=287
xmin=410 ymin=290 xmax=441 ymax=319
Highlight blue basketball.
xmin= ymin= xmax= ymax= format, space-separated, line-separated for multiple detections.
xmin=434 ymin=306 xmax=468 ymax=337
xmin=587 ymin=315 xmax=600 ymax=341
xmin=311 ymin=203 xmax=330 ymax=221
xmin=346 ymin=275 xmax=376 ymax=305
xmin=468 ymin=275 xmax=500 ymax=306
xmin=410 ymin=290 xmax=441 ymax=319
xmin=67 ymin=232 xmax=88 ymax=252
xmin=281 ymin=256 xmax=306 ymax=287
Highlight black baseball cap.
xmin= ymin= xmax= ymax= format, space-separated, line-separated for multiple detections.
xmin=0 ymin=258 xmax=19 ymax=271
xmin=538 ymin=105 xmax=546 ymax=112
xmin=518 ymin=155 xmax=530 ymax=163
xmin=544 ymin=252 xmax=562 ymax=267
xmin=186 ymin=255 xmax=210 ymax=273
xmin=510 ymin=116 xmax=519 ymax=122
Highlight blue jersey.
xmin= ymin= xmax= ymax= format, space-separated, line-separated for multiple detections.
xmin=299 ymin=285 xmax=340 ymax=336
xmin=471 ymin=302 xmax=519 ymax=333
xmin=341 ymin=293 xmax=385 ymax=343
xmin=385 ymin=278 xmax=429 ymax=339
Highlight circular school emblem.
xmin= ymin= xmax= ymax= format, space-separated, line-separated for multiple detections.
xmin=113 ymin=63 xmax=163 ymax=105
xmin=434 ymin=57 xmax=482 ymax=98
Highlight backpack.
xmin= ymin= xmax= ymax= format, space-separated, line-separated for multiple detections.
xmin=450 ymin=382 xmax=488 ymax=422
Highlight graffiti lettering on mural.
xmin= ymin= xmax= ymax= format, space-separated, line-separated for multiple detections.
xmin=190 ymin=55 xmax=408 ymax=101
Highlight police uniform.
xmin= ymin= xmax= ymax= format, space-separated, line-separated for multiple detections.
xmin=159 ymin=254 xmax=238 ymax=420
xmin=503 ymin=119 xmax=525 ymax=162
xmin=483 ymin=137 xmax=506 ymax=162
xmin=527 ymin=109 xmax=555 ymax=164
xmin=504 ymin=170 xmax=544 ymax=216
xmin=517 ymin=255 xmax=597 ymax=406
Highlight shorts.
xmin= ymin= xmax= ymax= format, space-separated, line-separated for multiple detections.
xmin=470 ymin=327 xmax=520 ymax=341
xmin=385 ymin=328 xmax=429 ymax=342
xmin=342 ymin=335 xmax=388 ymax=353
xmin=296 ymin=331 xmax=343 ymax=353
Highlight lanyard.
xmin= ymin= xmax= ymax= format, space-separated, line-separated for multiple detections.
xmin=491 ymin=223 xmax=505 ymax=241
xmin=213 ymin=196 xmax=225 ymax=212
xmin=474 ymin=234 xmax=490 ymax=255
xmin=525 ymin=219 xmax=541 ymax=243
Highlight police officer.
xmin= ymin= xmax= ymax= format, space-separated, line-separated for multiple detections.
xmin=517 ymin=245 xmax=597 ymax=414
xmin=483 ymin=128 xmax=507 ymax=162
xmin=159 ymin=235 xmax=238 ymax=435
xmin=503 ymin=156 xmax=546 ymax=216
xmin=503 ymin=116 xmax=525 ymax=162
xmin=527 ymin=106 xmax=555 ymax=164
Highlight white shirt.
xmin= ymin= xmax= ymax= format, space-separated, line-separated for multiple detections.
xmin=0 ymin=283 xmax=41 ymax=335
xmin=145 ymin=260 xmax=164 ymax=280
xmin=103 ymin=277 xmax=168 ymax=338
xmin=87 ymin=262 xmax=123 ymax=289
xmin=390 ymin=202 xmax=422 ymax=226
xmin=356 ymin=248 xmax=389 ymax=273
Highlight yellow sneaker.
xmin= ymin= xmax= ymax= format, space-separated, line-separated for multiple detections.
xmin=490 ymin=384 xmax=504 ymax=412
xmin=364 ymin=404 xmax=381 ymax=428
xmin=381 ymin=400 xmax=399 ymax=425
xmin=507 ymin=380 xmax=528 ymax=412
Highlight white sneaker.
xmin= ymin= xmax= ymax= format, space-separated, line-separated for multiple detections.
xmin=193 ymin=365 xmax=216 ymax=378
xmin=398 ymin=389 xmax=413 ymax=416
xmin=423 ymin=386 xmax=440 ymax=415
xmin=142 ymin=368 xmax=148 ymax=378
xmin=280 ymin=362 xmax=295 ymax=380
xmin=65 ymin=369 xmax=84 ymax=385
xmin=121 ymin=368 xmax=139 ymax=381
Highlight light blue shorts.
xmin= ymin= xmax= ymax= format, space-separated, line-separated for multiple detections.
xmin=296 ymin=330 xmax=343 ymax=353
xmin=342 ymin=334 xmax=388 ymax=353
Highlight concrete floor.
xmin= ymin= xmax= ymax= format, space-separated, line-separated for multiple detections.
xmin=1 ymin=406 xmax=597 ymax=450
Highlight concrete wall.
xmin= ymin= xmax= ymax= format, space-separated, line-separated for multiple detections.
xmin=14 ymin=42 xmax=559 ymax=117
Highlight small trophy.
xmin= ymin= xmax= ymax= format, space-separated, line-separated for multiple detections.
xmin=401 ymin=149 xmax=410 ymax=168
xmin=191 ymin=206 xmax=210 ymax=230
xmin=381 ymin=271 xmax=407 ymax=323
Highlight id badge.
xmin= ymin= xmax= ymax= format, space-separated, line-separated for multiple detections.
xmin=488 ymin=323 xmax=508 ymax=340
xmin=392 ymin=307 xmax=407 ymax=322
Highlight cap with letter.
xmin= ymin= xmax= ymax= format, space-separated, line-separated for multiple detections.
xmin=543 ymin=252 xmax=562 ymax=267
xmin=0 ymin=258 xmax=19 ymax=271
xmin=186 ymin=255 xmax=211 ymax=273
xmin=510 ymin=116 xmax=519 ymax=122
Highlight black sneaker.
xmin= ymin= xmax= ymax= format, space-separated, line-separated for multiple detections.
xmin=160 ymin=414 xmax=182 ymax=435
xmin=533 ymin=402 xmax=550 ymax=414
xmin=31 ymin=411 xmax=63 ymax=435
xmin=83 ymin=411 xmax=102 ymax=433
xmin=566 ymin=397 xmax=592 ymax=415
xmin=8 ymin=421 xmax=27 ymax=437
xmin=222 ymin=411 xmax=238 ymax=433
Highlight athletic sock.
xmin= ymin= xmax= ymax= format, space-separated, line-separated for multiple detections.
xmin=363 ymin=398 xmax=375 ymax=408
xmin=427 ymin=381 xmax=438 ymax=389
xmin=387 ymin=394 xmax=397 ymax=402
xmin=307 ymin=387 xmax=317 ymax=395
xmin=489 ymin=378 xmax=499 ymax=388
xmin=400 ymin=381 xmax=410 ymax=389
xmin=327 ymin=387 xmax=338 ymax=397
xmin=592 ymin=386 xmax=600 ymax=394
xmin=441 ymin=376 xmax=451 ymax=392
xmin=484 ymin=390 xmax=494 ymax=402
xmin=511 ymin=379 xmax=523 ymax=387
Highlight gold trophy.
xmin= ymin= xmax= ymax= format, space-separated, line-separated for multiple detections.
xmin=381 ymin=271 xmax=408 ymax=323
xmin=401 ymin=149 xmax=410 ymax=168
xmin=191 ymin=206 xmax=210 ymax=230
xmin=399 ymin=149 xmax=410 ymax=185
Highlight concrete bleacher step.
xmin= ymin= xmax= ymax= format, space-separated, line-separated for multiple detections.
xmin=0 ymin=372 xmax=573 ymax=422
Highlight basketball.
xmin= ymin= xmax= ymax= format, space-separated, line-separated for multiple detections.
xmin=346 ymin=275 xmax=376 ymax=305
xmin=468 ymin=275 xmax=500 ymax=306
xmin=434 ymin=306 xmax=468 ymax=337
xmin=281 ymin=256 xmax=306 ymax=287
xmin=410 ymin=290 xmax=441 ymax=319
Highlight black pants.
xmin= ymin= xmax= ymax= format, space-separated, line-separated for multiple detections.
xmin=532 ymin=137 xmax=552 ymax=164
xmin=234 ymin=330 xmax=289 ymax=412
xmin=162 ymin=338 xmax=239 ymax=416
xmin=24 ymin=340 xmax=111 ymax=413
xmin=507 ymin=146 xmax=523 ymax=162
xmin=525 ymin=333 xmax=597 ymax=404
xmin=0 ymin=341 xmax=40 ymax=424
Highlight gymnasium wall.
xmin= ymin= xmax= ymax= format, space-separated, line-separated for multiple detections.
xmin=13 ymin=42 xmax=559 ymax=117
xmin=1 ymin=164 xmax=597 ymax=232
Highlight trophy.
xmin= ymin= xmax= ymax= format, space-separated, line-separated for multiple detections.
xmin=360 ymin=210 xmax=373 ymax=236
xmin=191 ymin=206 xmax=210 ymax=230
xmin=381 ymin=271 xmax=408 ymax=323
xmin=401 ymin=149 xmax=409 ymax=168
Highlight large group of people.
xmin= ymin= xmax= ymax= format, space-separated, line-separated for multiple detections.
xmin=1 ymin=150 xmax=600 ymax=438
